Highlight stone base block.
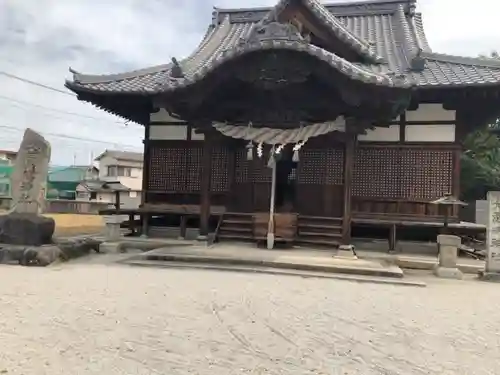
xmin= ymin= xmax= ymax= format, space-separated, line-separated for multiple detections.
xmin=0 ymin=244 xmax=62 ymax=266
xmin=24 ymin=245 xmax=62 ymax=266
xmin=196 ymin=235 xmax=208 ymax=242
xmin=0 ymin=213 xmax=55 ymax=246
xmin=99 ymin=242 xmax=123 ymax=254
xmin=478 ymin=270 xmax=500 ymax=282
xmin=335 ymin=244 xmax=358 ymax=260
xmin=434 ymin=266 xmax=463 ymax=280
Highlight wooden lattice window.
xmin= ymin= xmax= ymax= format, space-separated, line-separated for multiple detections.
xmin=401 ymin=149 xmax=453 ymax=200
xmin=253 ymin=146 xmax=272 ymax=183
xmin=235 ymin=149 xmax=249 ymax=183
xmin=148 ymin=146 xmax=186 ymax=192
xmin=186 ymin=146 xmax=202 ymax=192
xmin=148 ymin=144 xmax=203 ymax=193
xmin=298 ymin=150 xmax=326 ymax=184
xmin=298 ymin=148 xmax=344 ymax=185
xmin=353 ymin=147 xmax=400 ymax=198
xmin=325 ymin=148 xmax=344 ymax=185
xmin=211 ymin=146 xmax=230 ymax=192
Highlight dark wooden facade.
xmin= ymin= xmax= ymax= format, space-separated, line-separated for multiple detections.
xmin=144 ymin=133 xmax=459 ymax=220
xmin=66 ymin=0 xmax=500 ymax=246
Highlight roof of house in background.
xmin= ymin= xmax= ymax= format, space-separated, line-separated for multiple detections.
xmin=95 ymin=150 xmax=143 ymax=162
xmin=48 ymin=165 xmax=97 ymax=183
xmin=0 ymin=149 xmax=17 ymax=157
xmin=66 ymin=0 xmax=500 ymax=97
xmin=79 ymin=180 xmax=130 ymax=192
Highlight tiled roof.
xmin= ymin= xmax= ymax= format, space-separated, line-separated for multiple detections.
xmin=66 ymin=0 xmax=500 ymax=95
xmin=95 ymin=150 xmax=143 ymax=162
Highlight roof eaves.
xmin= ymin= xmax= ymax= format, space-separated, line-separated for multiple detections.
xmin=68 ymin=64 xmax=172 ymax=85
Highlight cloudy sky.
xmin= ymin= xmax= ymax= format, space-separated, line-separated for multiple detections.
xmin=0 ymin=0 xmax=499 ymax=165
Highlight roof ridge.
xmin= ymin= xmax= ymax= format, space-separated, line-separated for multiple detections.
xmin=391 ymin=4 xmax=415 ymax=69
xmin=214 ymin=0 xmax=414 ymax=13
xmin=260 ymin=0 xmax=385 ymax=63
xmin=422 ymin=52 xmax=500 ymax=69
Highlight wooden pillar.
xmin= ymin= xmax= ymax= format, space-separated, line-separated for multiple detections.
xmin=141 ymin=124 xmax=150 ymax=205
xmin=342 ymin=133 xmax=355 ymax=244
xmin=199 ymin=131 xmax=213 ymax=238
xmin=114 ymin=190 xmax=121 ymax=213
xmin=141 ymin=123 xmax=151 ymax=237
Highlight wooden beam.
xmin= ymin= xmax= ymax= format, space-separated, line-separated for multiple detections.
xmin=342 ymin=133 xmax=355 ymax=244
xmin=199 ymin=132 xmax=213 ymax=238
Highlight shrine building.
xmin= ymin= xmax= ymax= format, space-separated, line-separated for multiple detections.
xmin=65 ymin=0 xmax=500 ymax=249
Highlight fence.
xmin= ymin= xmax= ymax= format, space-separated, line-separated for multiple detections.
xmin=0 ymin=198 xmax=112 ymax=214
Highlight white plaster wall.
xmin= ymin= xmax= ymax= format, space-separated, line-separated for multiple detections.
xmin=149 ymin=125 xmax=188 ymax=140
xmin=150 ymin=108 xmax=187 ymax=123
xmin=405 ymin=104 xmax=455 ymax=122
xmin=405 ymin=124 xmax=456 ymax=142
xmin=357 ymin=125 xmax=400 ymax=142
xmin=192 ymin=128 xmax=205 ymax=140
xmin=148 ymin=125 xmax=206 ymax=141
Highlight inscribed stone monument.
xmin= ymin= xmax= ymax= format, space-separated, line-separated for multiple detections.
xmin=0 ymin=128 xmax=55 ymax=246
xmin=484 ymin=191 xmax=500 ymax=275
xmin=10 ymin=128 xmax=51 ymax=213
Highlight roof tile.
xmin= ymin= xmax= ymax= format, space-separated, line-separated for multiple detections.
xmin=66 ymin=0 xmax=500 ymax=95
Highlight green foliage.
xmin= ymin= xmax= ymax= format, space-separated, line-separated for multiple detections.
xmin=459 ymin=51 xmax=500 ymax=200
xmin=461 ymin=127 xmax=500 ymax=200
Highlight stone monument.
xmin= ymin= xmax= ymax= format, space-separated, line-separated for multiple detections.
xmin=479 ymin=191 xmax=500 ymax=281
xmin=0 ymin=128 xmax=55 ymax=246
xmin=434 ymin=234 xmax=463 ymax=279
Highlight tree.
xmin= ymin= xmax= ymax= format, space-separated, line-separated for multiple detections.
xmin=460 ymin=51 xmax=500 ymax=200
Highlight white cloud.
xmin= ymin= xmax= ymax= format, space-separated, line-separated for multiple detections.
xmin=0 ymin=0 xmax=497 ymax=164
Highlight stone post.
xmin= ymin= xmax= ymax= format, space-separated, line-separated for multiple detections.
xmin=434 ymin=234 xmax=463 ymax=279
xmin=103 ymin=215 xmax=122 ymax=242
xmin=336 ymin=244 xmax=357 ymax=259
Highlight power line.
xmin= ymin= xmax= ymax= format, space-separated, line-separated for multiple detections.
xmin=0 ymin=93 xmax=141 ymax=127
xmin=0 ymin=70 xmax=76 ymax=96
xmin=0 ymin=124 xmax=142 ymax=149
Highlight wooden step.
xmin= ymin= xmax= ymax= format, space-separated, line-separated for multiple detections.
xmin=296 ymin=238 xmax=340 ymax=247
xmin=298 ymin=223 xmax=342 ymax=230
xmin=299 ymin=231 xmax=342 ymax=238
xmin=224 ymin=212 xmax=253 ymax=219
xmin=220 ymin=226 xmax=252 ymax=233
xmin=298 ymin=215 xmax=343 ymax=222
xmin=223 ymin=219 xmax=252 ymax=225
xmin=218 ymin=233 xmax=253 ymax=241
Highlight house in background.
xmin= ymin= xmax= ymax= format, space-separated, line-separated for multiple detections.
xmin=75 ymin=180 xmax=130 ymax=205
xmin=76 ymin=150 xmax=143 ymax=208
xmin=0 ymin=165 xmax=13 ymax=198
xmin=0 ymin=150 xmax=17 ymax=166
xmin=47 ymin=165 xmax=99 ymax=199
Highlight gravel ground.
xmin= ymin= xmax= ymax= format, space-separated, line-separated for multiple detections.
xmin=1 ymin=260 xmax=499 ymax=375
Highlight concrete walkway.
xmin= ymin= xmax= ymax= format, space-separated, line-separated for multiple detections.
xmin=121 ymin=243 xmax=405 ymax=279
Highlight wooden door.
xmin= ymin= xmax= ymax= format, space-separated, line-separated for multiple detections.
xmin=252 ymin=145 xmax=272 ymax=212
xmin=295 ymin=146 xmax=344 ymax=217
xmin=229 ymin=146 xmax=272 ymax=212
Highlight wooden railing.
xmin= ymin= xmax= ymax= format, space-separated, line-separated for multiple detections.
xmin=352 ymin=197 xmax=458 ymax=222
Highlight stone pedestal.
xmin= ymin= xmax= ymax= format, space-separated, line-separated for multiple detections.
xmin=99 ymin=242 xmax=122 ymax=254
xmin=104 ymin=215 xmax=122 ymax=242
xmin=335 ymin=244 xmax=358 ymax=259
xmin=0 ymin=213 xmax=55 ymax=246
xmin=434 ymin=234 xmax=463 ymax=279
